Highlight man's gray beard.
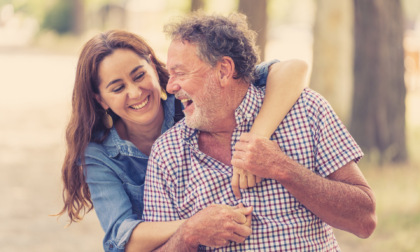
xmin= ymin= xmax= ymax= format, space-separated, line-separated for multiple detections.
xmin=184 ymin=73 xmax=223 ymax=131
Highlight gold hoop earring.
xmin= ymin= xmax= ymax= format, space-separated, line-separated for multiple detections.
xmin=160 ymin=87 xmax=167 ymax=101
xmin=103 ymin=110 xmax=113 ymax=129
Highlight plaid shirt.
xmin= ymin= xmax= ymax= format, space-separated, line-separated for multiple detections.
xmin=143 ymin=86 xmax=363 ymax=251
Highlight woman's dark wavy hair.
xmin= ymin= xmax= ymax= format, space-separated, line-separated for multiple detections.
xmin=57 ymin=30 xmax=169 ymax=223
xmin=164 ymin=12 xmax=260 ymax=84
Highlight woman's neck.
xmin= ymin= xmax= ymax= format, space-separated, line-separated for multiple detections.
xmin=115 ymin=105 xmax=164 ymax=156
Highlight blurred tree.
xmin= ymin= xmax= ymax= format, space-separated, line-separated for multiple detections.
xmin=310 ymin=0 xmax=353 ymax=124
xmin=72 ymin=0 xmax=84 ymax=35
xmin=42 ymin=0 xmax=84 ymax=34
xmin=191 ymin=0 xmax=205 ymax=11
xmin=352 ymin=0 xmax=407 ymax=164
xmin=238 ymin=0 xmax=267 ymax=61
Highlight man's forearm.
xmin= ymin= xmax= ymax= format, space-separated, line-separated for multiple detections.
xmin=273 ymin=157 xmax=377 ymax=238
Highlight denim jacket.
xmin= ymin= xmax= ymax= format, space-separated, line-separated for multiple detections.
xmin=83 ymin=60 xmax=277 ymax=252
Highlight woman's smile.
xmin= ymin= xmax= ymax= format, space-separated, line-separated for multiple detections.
xmin=130 ymin=96 xmax=150 ymax=110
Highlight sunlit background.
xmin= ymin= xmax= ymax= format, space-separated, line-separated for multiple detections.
xmin=1 ymin=0 xmax=419 ymax=251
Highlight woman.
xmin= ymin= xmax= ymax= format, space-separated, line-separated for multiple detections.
xmin=58 ymin=30 xmax=307 ymax=252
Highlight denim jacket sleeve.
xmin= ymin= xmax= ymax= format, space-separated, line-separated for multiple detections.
xmin=253 ymin=59 xmax=280 ymax=87
xmin=84 ymin=143 xmax=143 ymax=252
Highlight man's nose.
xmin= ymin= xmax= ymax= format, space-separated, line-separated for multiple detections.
xmin=166 ymin=77 xmax=181 ymax=94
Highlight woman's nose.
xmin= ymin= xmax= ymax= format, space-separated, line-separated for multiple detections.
xmin=127 ymin=83 xmax=142 ymax=99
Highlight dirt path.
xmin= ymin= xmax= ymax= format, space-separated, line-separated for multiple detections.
xmin=0 ymin=49 xmax=103 ymax=251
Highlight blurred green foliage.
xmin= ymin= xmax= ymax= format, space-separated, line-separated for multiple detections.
xmin=1 ymin=0 xmax=419 ymax=35
xmin=0 ymin=0 xmax=52 ymax=20
xmin=41 ymin=0 xmax=72 ymax=34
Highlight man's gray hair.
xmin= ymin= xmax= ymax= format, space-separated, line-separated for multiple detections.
xmin=164 ymin=12 xmax=260 ymax=84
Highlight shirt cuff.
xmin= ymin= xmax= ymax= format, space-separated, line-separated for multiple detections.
xmin=104 ymin=219 xmax=143 ymax=252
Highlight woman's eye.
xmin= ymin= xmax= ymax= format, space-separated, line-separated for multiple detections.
xmin=112 ymin=85 xmax=124 ymax=93
xmin=134 ymin=72 xmax=145 ymax=81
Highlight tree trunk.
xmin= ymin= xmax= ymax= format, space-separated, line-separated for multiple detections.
xmin=191 ymin=0 xmax=205 ymax=12
xmin=72 ymin=0 xmax=84 ymax=35
xmin=310 ymin=0 xmax=353 ymax=124
xmin=238 ymin=0 xmax=267 ymax=61
xmin=352 ymin=0 xmax=407 ymax=164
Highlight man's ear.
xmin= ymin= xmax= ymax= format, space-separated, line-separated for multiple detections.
xmin=218 ymin=56 xmax=235 ymax=87
xmin=95 ymin=94 xmax=108 ymax=110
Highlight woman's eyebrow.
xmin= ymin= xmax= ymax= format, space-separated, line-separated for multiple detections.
xmin=130 ymin=65 xmax=144 ymax=76
xmin=106 ymin=79 xmax=122 ymax=88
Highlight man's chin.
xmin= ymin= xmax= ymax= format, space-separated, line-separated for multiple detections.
xmin=185 ymin=116 xmax=205 ymax=130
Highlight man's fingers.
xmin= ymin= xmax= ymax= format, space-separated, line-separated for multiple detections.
xmin=234 ymin=206 xmax=253 ymax=217
xmin=231 ymin=207 xmax=248 ymax=224
xmin=256 ymin=176 xmax=262 ymax=184
xmin=244 ymin=209 xmax=252 ymax=228
xmin=228 ymin=232 xmax=249 ymax=244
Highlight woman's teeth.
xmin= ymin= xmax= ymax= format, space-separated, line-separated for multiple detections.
xmin=130 ymin=97 xmax=149 ymax=110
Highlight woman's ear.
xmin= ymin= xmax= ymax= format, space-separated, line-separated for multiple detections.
xmin=95 ymin=94 xmax=108 ymax=110
xmin=218 ymin=56 xmax=235 ymax=87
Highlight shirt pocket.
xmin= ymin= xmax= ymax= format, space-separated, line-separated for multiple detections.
xmin=123 ymin=183 xmax=144 ymax=218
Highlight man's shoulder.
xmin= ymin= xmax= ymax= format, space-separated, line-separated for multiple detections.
xmin=301 ymin=88 xmax=330 ymax=106
xmin=295 ymin=88 xmax=335 ymax=115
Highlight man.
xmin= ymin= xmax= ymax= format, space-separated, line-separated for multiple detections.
xmin=143 ymin=12 xmax=377 ymax=251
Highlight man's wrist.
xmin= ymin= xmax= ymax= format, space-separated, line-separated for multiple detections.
xmin=178 ymin=219 xmax=200 ymax=250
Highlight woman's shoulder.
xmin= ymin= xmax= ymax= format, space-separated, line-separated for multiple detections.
xmin=84 ymin=141 xmax=111 ymax=161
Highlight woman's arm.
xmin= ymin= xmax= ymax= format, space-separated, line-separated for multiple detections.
xmin=84 ymin=148 xmax=184 ymax=252
xmin=232 ymin=59 xmax=308 ymax=199
xmin=251 ymin=59 xmax=308 ymax=137
xmin=125 ymin=220 xmax=185 ymax=252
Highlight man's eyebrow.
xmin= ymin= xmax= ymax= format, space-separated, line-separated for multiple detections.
xmin=105 ymin=65 xmax=144 ymax=88
xmin=168 ymin=64 xmax=182 ymax=72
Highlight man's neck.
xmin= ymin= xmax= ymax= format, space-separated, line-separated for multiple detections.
xmin=198 ymin=130 xmax=234 ymax=166
xmin=197 ymin=81 xmax=250 ymax=165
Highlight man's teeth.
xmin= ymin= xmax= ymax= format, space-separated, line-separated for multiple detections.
xmin=181 ymin=99 xmax=192 ymax=103
xmin=131 ymin=97 xmax=149 ymax=109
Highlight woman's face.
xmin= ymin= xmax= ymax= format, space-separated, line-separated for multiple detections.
xmin=95 ymin=49 xmax=163 ymax=128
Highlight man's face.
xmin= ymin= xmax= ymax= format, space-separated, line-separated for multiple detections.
xmin=166 ymin=40 xmax=224 ymax=130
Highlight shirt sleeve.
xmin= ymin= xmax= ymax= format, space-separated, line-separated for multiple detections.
xmin=253 ymin=59 xmax=280 ymax=87
xmin=143 ymin=143 xmax=180 ymax=222
xmin=84 ymin=144 xmax=143 ymax=252
xmin=305 ymin=90 xmax=364 ymax=177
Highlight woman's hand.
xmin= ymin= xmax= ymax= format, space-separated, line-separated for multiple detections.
xmin=231 ymin=167 xmax=262 ymax=199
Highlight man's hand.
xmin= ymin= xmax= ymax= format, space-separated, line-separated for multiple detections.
xmin=232 ymin=133 xmax=286 ymax=180
xmin=231 ymin=167 xmax=262 ymax=199
xmin=180 ymin=204 xmax=253 ymax=248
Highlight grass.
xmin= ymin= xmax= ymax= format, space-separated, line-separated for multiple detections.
xmin=335 ymin=162 xmax=420 ymax=252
